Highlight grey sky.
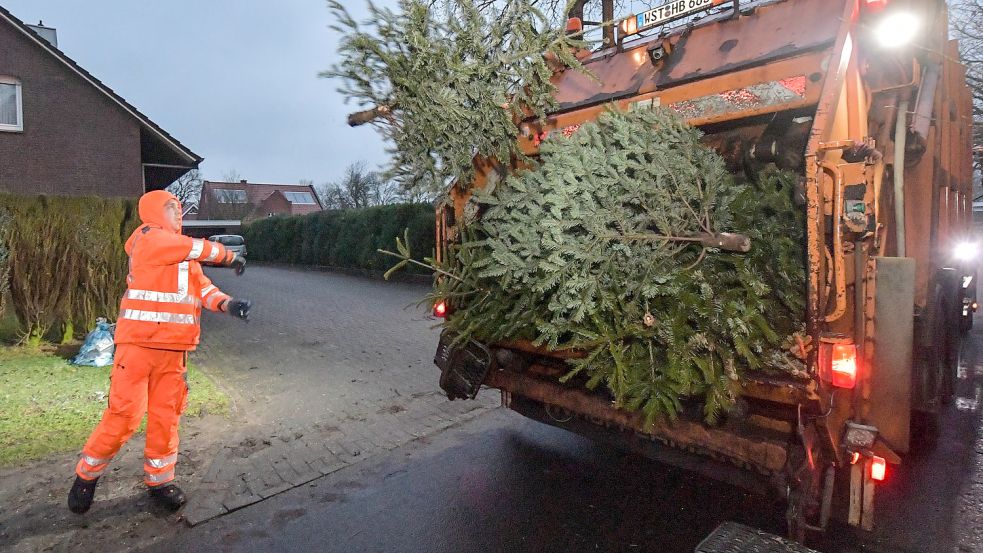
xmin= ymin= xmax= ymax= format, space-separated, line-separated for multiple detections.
xmin=3 ymin=0 xmax=392 ymax=187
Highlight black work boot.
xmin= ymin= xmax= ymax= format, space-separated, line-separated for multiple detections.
xmin=148 ymin=484 xmax=186 ymax=511
xmin=68 ymin=476 xmax=98 ymax=514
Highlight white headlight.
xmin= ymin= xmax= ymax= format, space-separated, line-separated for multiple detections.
xmin=955 ymin=242 xmax=977 ymax=261
xmin=875 ymin=12 xmax=920 ymax=48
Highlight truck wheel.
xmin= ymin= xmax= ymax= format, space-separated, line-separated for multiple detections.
xmin=939 ymin=286 xmax=960 ymax=405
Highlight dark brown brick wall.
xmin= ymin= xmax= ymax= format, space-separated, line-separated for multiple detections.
xmin=0 ymin=20 xmax=144 ymax=198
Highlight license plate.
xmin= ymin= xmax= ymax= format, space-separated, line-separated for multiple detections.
xmin=636 ymin=0 xmax=719 ymax=30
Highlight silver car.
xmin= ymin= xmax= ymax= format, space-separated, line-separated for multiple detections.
xmin=208 ymin=234 xmax=247 ymax=257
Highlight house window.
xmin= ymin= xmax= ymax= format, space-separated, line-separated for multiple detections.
xmin=284 ymin=191 xmax=316 ymax=204
xmin=0 ymin=77 xmax=23 ymax=132
xmin=213 ymin=189 xmax=247 ymax=203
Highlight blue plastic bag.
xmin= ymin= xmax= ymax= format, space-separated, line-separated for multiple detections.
xmin=72 ymin=318 xmax=116 ymax=367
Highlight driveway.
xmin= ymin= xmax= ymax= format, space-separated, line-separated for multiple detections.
xmin=0 ymin=264 xmax=497 ymax=552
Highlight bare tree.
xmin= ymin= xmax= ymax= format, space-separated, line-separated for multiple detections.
xmin=316 ymin=162 xmax=417 ymax=209
xmin=166 ymin=169 xmax=204 ymax=207
xmin=951 ymin=0 xmax=983 ymax=173
xmin=221 ymin=168 xmax=243 ymax=183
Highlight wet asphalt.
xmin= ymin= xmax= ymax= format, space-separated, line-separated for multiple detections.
xmin=146 ymin=320 xmax=983 ymax=553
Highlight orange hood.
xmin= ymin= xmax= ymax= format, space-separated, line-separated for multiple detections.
xmin=126 ymin=190 xmax=181 ymax=254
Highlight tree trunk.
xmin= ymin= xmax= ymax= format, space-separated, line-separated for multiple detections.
xmin=602 ymin=0 xmax=615 ymax=46
xmin=566 ymin=0 xmax=586 ymax=20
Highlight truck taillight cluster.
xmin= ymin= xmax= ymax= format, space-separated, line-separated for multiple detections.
xmin=819 ymin=340 xmax=859 ymax=389
xmin=871 ymin=456 xmax=887 ymax=481
xmin=830 ymin=343 xmax=859 ymax=389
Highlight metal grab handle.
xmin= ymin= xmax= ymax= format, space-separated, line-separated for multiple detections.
xmin=819 ymin=161 xmax=847 ymax=322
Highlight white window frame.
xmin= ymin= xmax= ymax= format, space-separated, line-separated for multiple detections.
xmin=0 ymin=76 xmax=23 ymax=132
xmin=284 ymin=191 xmax=316 ymax=204
xmin=214 ymin=188 xmax=248 ymax=203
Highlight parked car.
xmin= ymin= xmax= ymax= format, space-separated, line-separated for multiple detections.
xmin=208 ymin=234 xmax=247 ymax=257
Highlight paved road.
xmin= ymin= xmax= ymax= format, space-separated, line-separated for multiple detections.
xmin=146 ymin=310 xmax=983 ymax=553
xmin=197 ymin=264 xmax=443 ymax=428
xmin=0 ymin=265 xmax=498 ymax=552
xmin=146 ymin=371 xmax=983 ymax=553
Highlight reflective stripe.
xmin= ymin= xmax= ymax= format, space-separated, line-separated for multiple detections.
xmin=82 ymin=454 xmax=110 ymax=466
xmin=203 ymin=245 xmax=221 ymax=263
xmin=145 ymin=453 xmax=178 ymax=469
xmin=186 ymin=239 xmax=205 ymax=260
xmin=177 ymin=262 xmax=189 ymax=295
xmin=121 ymin=309 xmax=196 ymax=324
xmin=78 ymin=466 xmax=105 ymax=479
xmin=127 ymin=289 xmax=199 ymax=305
xmin=145 ymin=469 xmax=175 ymax=484
xmin=200 ymin=285 xmax=217 ymax=298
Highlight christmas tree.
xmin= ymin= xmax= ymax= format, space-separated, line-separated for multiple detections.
xmin=423 ymin=107 xmax=807 ymax=423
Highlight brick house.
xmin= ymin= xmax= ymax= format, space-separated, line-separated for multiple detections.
xmin=0 ymin=7 xmax=201 ymax=197
xmin=196 ymin=180 xmax=323 ymax=221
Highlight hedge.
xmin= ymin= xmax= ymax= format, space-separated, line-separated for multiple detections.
xmin=242 ymin=203 xmax=435 ymax=274
xmin=0 ymin=194 xmax=139 ymax=345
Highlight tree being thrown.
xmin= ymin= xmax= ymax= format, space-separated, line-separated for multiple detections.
xmin=327 ymin=1 xmax=807 ymax=423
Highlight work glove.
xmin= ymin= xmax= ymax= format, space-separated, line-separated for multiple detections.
xmin=230 ymin=253 xmax=246 ymax=276
xmin=226 ymin=298 xmax=252 ymax=321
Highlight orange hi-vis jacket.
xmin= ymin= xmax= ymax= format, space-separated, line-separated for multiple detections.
xmin=115 ymin=192 xmax=235 ymax=351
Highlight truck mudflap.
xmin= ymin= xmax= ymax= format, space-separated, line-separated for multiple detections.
xmin=696 ymin=522 xmax=819 ymax=553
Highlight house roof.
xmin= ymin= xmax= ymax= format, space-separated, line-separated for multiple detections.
xmin=0 ymin=6 xmax=202 ymax=186
xmin=202 ymin=180 xmax=324 ymax=210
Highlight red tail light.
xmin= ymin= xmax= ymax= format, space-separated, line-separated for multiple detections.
xmin=871 ymin=456 xmax=887 ymax=481
xmin=566 ymin=17 xmax=583 ymax=34
xmin=831 ymin=343 xmax=858 ymax=389
xmin=433 ymin=300 xmax=448 ymax=318
xmin=862 ymin=0 xmax=889 ymax=11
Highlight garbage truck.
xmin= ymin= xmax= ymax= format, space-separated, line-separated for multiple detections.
xmin=429 ymin=0 xmax=976 ymax=539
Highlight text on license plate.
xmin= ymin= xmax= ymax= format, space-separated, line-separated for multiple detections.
xmin=636 ymin=0 xmax=719 ymax=30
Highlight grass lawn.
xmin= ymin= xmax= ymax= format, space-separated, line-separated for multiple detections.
xmin=0 ymin=347 xmax=230 ymax=467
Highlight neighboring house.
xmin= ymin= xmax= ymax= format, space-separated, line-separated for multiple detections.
xmin=196 ymin=180 xmax=323 ymax=221
xmin=181 ymin=203 xmax=198 ymax=220
xmin=0 ymin=8 xmax=201 ymax=197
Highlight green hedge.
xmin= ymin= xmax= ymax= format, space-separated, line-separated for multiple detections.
xmin=0 ymin=194 xmax=139 ymax=345
xmin=242 ymin=203 xmax=435 ymax=274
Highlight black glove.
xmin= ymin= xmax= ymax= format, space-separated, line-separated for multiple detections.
xmin=230 ymin=253 xmax=246 ymax=276
xmin=226 ymin=298 xmax=252 ymax=321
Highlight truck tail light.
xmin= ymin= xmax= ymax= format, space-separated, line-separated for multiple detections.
xmin=566 ymin=17 xmax=583 ymax=34
xmin=871 ymin=456 xmax=887 ymax=481
xmin=820 ymin=339 xmax=860 ymax=389
xmin=433 ymin=300 xmax=448 ymax=318
xmin=619 ymin=16 xmax=638 ymax=37
xmin=831 ymin=344 xmax=858 ymax=389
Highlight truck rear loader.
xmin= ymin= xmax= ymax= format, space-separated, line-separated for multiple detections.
xmin=430 ymin=0 xmax=977 ymax=539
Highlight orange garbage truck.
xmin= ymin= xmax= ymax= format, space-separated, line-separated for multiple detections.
xmin=431 ymin=0 xmax=975 ymax=539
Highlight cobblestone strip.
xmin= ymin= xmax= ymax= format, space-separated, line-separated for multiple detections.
xmin=182 ymin=390 xmax=498 ymax=526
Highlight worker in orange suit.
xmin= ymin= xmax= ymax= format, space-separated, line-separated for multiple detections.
xmin=68 ymin=190 xmax=252 ymax=514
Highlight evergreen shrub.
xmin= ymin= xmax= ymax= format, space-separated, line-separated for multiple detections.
xmin=242 ymin=203 xmax=434 ymax=274
xmin=0 ymin=194 xmax=138 ymax=345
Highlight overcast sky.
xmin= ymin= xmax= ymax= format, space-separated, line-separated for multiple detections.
xmin=4 ymin=0 xmax=393 ymax=186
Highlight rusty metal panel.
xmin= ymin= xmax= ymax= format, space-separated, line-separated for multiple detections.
xmin=518 ymin=51 xmax=827 ymax=156
xmin=551 ymin=0 xmax=846 ymax=112
xmin=868 ymin=257 xmax=915 ymax=453
xmin=485 ymin=368 xmax=789 ymax=473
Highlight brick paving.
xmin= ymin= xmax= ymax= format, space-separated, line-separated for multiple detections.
xmin=172 ymin=265 xmax=501 ymax=525
xmin=0 ymin=265 xmax=499 ymax=552
xmin=181 ymin=388 xmax=498 ymax=526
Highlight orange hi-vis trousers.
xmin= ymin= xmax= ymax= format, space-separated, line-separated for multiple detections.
xmin=75 ymin=344 xmax=189 ymax=486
